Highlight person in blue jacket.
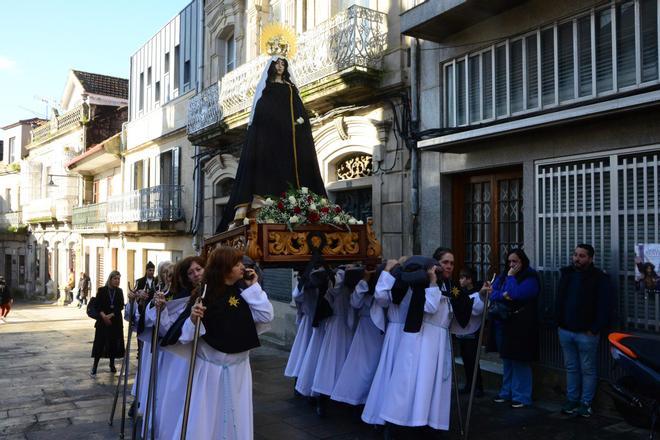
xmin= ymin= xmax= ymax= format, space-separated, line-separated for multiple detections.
xmin=485 ymin=248 xmax=540 ymax=408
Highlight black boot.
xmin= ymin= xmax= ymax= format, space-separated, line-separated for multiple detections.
xmin=316 ymin=395 xmax=328 ymax=418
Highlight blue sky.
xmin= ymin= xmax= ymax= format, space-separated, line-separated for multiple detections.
xmin=0 ymin=0 xmax=186 ymax=127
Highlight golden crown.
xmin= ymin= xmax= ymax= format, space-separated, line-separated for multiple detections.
xmin=260 ymin=23 xmax=297 ymax=59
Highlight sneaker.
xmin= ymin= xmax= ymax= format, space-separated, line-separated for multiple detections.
xmin=575 ymin=403 xmax=593 ymax=418
xmin=561 ymin=400 xmax=580 ymax=415
xmin=511 ymin=401 xmax=528 ymax=408
xmin=493 ymin=397 xmax=509 ymax=403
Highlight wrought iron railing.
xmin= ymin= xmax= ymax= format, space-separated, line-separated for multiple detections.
xmin=188 ymin=5 xmax=387 ymax=135
xmin=31 ymin=105 xmax=84 ymax=144
xmin=0 ymin=211 xmax=22 ymax=228
xmin=72 ymin=202 xmax=107 ymax=230
xmin=107 ymin=185 xmax=183 ymax=223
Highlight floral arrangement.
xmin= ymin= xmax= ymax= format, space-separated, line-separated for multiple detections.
xmin=255 ymin=187 xmax=363 ymax=229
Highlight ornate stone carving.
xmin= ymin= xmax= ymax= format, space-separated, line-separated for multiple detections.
xmin=336 ymin=154 xmax=373 ymax=180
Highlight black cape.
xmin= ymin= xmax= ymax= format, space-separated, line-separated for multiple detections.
xmin=217 ymin=81 xmax=327 ymax=232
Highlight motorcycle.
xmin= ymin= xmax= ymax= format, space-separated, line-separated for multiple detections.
xmin=607 ymin=332 xmax=659 ymax=440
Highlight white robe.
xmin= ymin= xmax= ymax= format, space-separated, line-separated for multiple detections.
xmin=361 ymin=271 xmax=412 ymax=425
xmin=331 ymin=280 xmax=385 ymax=405
xmin=284 ymin=285 xmax=314 ymax=378
xmin=379 ymin=287 xmax=453 ymax=430
xmin=124 ymin=301 xmax=155 ymax=417
xmin=172 ymin=283 xmax=274 ymax=440
xmin=311 ymin=272 xmax=355 ymax=396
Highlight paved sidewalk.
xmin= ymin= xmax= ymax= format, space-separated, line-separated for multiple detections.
xmin=0 ymin=302 xmax=651 ymax=439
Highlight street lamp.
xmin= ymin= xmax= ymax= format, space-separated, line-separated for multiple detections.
xmin=47 ymin=174 xmax=77 ymax=187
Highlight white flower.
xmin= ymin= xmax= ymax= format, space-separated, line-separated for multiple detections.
xmin=333 ymin=216 xmax=342 ymax=223
xmin=265 ymin=197 xmax=274 ymax=206
xmin=301 ymin=186 xmax=308 ymax=194
xmin=320 ymin=198 xmax=328 ymax=206
xmin=288 ymin=195 xmax=297 ymax=205
xmin=348 ymin=218 xmax=357 ymax=225
xmin=266 ymin=218 xmax=275 ymax=223
xmin=309 ymin=203 xmax=317 ymax=211
xmin=289 ymin=215 xmax=299 ymax=224
xmin=243 ymin=217 xmax=250 ymax=225
xmin=356 ymin=220 xmax=364 ymax=225
xmin=296 ymin=117 xmax=304 ymax=124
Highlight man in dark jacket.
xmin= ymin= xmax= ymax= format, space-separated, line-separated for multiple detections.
xmin=556 ymin=244 xmax=611 ymax=418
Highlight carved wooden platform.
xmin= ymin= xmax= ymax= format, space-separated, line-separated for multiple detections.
xmin=203 ymin=218 xmax=381 ymax=267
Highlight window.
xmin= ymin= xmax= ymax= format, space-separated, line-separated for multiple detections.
xmin=147 ymin=66 xmax=152 ymax=86
xmin=139 ymin=72 xmax=144 ymax=111
xmin=183 ymin=60 xmax=191 ymax=85
xmin=155 ymin=81 xmax=161 ymax=102
xmin=214 ymin=178 xmax=234 ymax=230
xmin=174 ymin=45 xmax=180 ymax=88
xmin=159 ymin=148 xmax=180 ymax=187
xmin=164 ymin=52 xmax=170 ymax=74
xmin=226 ymin=34 xmax=236 ymax=73
xmin=0 ymin=140 xmax=3 ymax=162
xmin=8 ymin=137 xmax=15 ymax=163
xmin=442 ymin=0 xmax=660 ymax=128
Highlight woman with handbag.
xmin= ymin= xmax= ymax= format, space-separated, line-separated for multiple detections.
xmin=90 ymin=271 xmax=125 ymax=376
xmin=486 ymin=249 xmax=540 ymax=408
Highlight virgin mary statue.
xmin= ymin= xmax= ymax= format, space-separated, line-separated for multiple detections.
xmin=217 ymin=51 xmax=327 ymax=232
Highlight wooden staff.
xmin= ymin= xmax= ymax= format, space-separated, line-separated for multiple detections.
xmin=464 ymin=274 xmax=495 ymax=440
xmin=180 ymin=284 xmax=207 ymax=440
xmin=449 ymin=317 xmax=465 ymax=438
xmin=109 ymin=282 xmax=137 ymax=435
xmin=141 ymin=283 xmax=168 ymax=440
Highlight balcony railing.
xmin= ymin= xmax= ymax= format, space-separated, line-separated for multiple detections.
xmin=188 ymin=5 xmax=387 ymax=135
xmin=31 ymin=104 xmax=84 ymax=144
xmin=0 ymin=211 xmax=22 ymax=229
xmin=24 ymin=199 xmax=56 ymax=223
xmin=107 ymin=185 xmax=183 ymax=223
xmin=72 ymin=202 xmax=107 ymax=230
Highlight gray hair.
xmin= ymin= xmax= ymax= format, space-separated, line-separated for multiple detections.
xmin=105 ymin=270 xmax=121 ymax=288
xmin=157 ymin=261 xmax=174 ymax=286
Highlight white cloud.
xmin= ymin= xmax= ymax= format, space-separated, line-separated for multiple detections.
xmin=0 ymin=56 xmax=17 ymax=71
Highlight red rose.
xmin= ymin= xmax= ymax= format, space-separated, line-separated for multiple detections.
xmin=308 ymin=212 xmax=320 ymax=223
xmin=320 ymin=207 xmax=330 ymax=214
xmin=281 ymin=192 xmax=286 ymax=198
xmin=293 ymin=206 xmax=302 ymax=214
xmin=307 ymin=196 xmax=313 ymax=203
xmin=277 ymin=201 xmax=284 ymax=211
xmin=334 ymin=206 xmax=342 ymax=213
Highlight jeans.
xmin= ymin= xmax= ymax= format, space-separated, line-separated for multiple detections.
xmin=558 ymin=327 xmax=599 ymax=405
xmin=495 ymin=324 xmax=533 ymax=405
xmin=456 ymin=332 xmax=483 ymax=391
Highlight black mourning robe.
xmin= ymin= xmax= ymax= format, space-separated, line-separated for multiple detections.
xmin=217 ymin=81 xmax=327 ymax=232
xmin=91 ymin=286 xmax=125 ymax=359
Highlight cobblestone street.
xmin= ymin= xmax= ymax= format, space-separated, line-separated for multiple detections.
xmin=0 ymin=302 xmax=652 ymax=439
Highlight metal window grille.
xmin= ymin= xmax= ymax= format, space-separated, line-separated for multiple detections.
xmin=535 ymin=147 xmax=660 ymax=375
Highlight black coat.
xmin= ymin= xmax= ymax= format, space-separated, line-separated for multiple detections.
xmin=91 ymin=286 xmax=125 ymax=359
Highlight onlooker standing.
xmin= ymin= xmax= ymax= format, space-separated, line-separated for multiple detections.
xmin=0 ymin=276 xmax=12 ymax=322
xmin=65 ymin=268 xmax=76 ymax=304
xmin=556 ymin=244 xmax=611 ymax=418
xmin=90 ymin=271 xmax=125 ymax=376
xmin=487 ymin=249 xmax=540 ymax=408
xmin=77 ymin=272 xmax=90 ymax=308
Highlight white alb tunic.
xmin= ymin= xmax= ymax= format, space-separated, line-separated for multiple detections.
xmin=379 ymin=286 xmax=453 ymax=430
xmin=124 ymin=301 xmax=155 ymax=416
xmin=172 ymin=283 xmax=274 ymax=440
xmin=312 ymin=272 xmax=355 ymax=396
xmin=331 ymin=280 xmax=385 ymax=405
xmin=284 ymin=285 xmax=314 ymax=378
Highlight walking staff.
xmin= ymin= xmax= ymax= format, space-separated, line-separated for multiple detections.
xmin=464 ymin=274 xmax=495 ymax=440
xmin=180 ymin=284 xmax=206 ymax=440
xmin=109 ymin=282 xmax=138 ymax=437
xmin=141 ymin=283 xmax=168 ymax=440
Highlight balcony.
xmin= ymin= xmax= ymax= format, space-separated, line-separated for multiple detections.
xmin=24 ymin=196 xmax=78 ymax=224
xmin=400 ymin=0 xmax=528 ymax=42
xmin=30 ymin=104 xmax=85 ymax=146
xmin=0 ymin=211 xmax=22 ymax=230
xmin=188 ymin=5 xmax=388 ymax=142
xmin=107 ymin=185 xmax=184 ymax=224
xmin=72 ymin=202 xmax=108 ymax=231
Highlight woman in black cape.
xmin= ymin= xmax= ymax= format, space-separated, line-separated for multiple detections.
xmin=90 ymin=270 xmax=125 ymax=375
xmin=217 ymin=57 xmax=326 ymax=232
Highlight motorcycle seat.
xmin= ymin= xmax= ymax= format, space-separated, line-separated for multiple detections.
xmin=609 ymin=333 xmax=660 ymax=373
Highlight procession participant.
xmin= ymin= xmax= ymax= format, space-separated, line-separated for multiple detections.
xmin=312 ymin=266 xmax=359 ymax=416
xmin=361 ymin=257 xmax=412 ymax=426
xmin=0 ymin=276 xmax=12 ymax=321
xmin=451 ymin=267 xmax=485 ymax=397
xmin=151 ymin=256 xmax=205 ymax=439
xmin=218 ymin=56 xmax=326 ymax=232
xmin=173 ymin=247 xmax=274 ymax=439
xmin=91 ymin=271 xmax=125 ymax=376
xmin=76 ymin=271 xmax=90 ymax=309
xmin=294 ymin=267 xmax=334 ymax=397
xmin=284 ymin=277 xmax=316 ymax=381
xmin=331 ymin=265 xmax=385 ymax=407
xmin=379 ymin=253 xmax=452 ymax=432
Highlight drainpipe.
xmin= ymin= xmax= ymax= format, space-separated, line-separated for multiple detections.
xmin=410 ymin=38 xmax=421 ymax=254
xmin=191 ymin=0 xmax=205 ymax=254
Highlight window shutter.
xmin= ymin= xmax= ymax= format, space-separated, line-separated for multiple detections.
xmin=525 ymin=34 xmax=539 ymax=109
xmin=640 ymin=0 xmax=659 ymax=82
xmin=578 ymin=16 xmax=593 ymax=97
xmin=510 ymin=39 xmax=523 ymax=113
xmin=541 ymin=28 xmax=555 ymax=106
xmin=596 ymin=8 xmax=614 ymax=93
xmin=482 ymin=50 xmax=493 ymax=119
xmin=469 ymin=55 xmax=480 ymax=123
xmin=495 ymin=44 xmax=507 ymax=116
xmin=616 ymin=1 xmax=636 ymax=88
xmin=457 ymin=59 xmax=467 ymax=125
xmin=558 ymin=22 xmax=575 ymax=102
xmin=173 ymin=147 xmax=180 ymax=188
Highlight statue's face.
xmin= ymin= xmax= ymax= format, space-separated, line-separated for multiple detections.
xmin=275 ymin=59 xmax=286 ymax=76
